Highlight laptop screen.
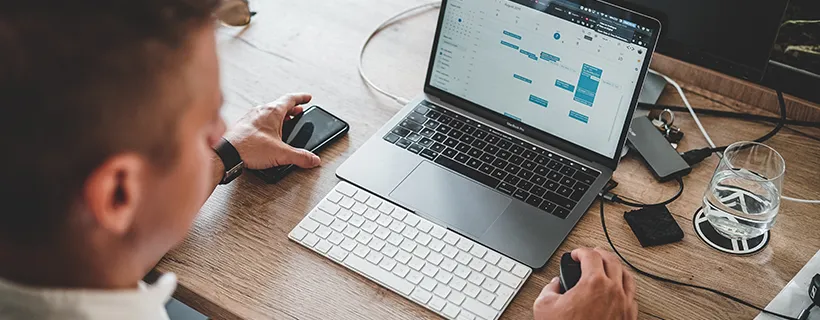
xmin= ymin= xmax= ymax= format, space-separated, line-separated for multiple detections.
xmin=429 ymin=0 xmax=657 ymax=158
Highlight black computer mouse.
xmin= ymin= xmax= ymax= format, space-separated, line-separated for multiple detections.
xmin=559 ymin=252 xmax=582 ymax=294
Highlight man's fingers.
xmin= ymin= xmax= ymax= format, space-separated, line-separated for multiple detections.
xmin=595 ymin=247 xmax=623 ymax=285
xmin=283 ymin=145 xmax=321 ymax=168
xmin=287 ymin=105 xmax=304 ymax=117
xmin=572 ymin=248 xmax=605 ymax=278
xmin=540 ymin=277 xmax=561 ymax=296
xmin=534 ymin=277 xmax=561 ymax=310
xmin=278 ymin=93 xmax=312 ymax=112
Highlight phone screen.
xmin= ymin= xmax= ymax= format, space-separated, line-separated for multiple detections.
xmin=281 ymin=106 xmax=347 ymax=152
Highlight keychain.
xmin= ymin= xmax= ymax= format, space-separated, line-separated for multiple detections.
xmin=651 ymin=109 xmax=684 ymax=149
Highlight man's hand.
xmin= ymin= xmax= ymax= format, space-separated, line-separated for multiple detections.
xmin=533 ymin=248 xmax=638 ymax=320
xmin=225 ymin=93 xmax=322 ymax=170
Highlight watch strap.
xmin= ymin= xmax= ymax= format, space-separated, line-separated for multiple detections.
xmin=214 ymin=138 xmax=244 ymax=184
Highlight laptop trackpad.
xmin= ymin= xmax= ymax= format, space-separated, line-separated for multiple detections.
xmin=390 ymin=161 xmax=512 ymax=237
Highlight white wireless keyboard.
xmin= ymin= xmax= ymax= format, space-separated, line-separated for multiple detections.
xmin=289 ymin=182 xmax=532 ymax=320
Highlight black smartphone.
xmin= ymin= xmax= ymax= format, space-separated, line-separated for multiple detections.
xmin=251 ymin=105 xmax=349 ymax=183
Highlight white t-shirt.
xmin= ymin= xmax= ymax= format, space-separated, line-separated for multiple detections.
xmin=0 ymin=273 xmax=176 ymax=320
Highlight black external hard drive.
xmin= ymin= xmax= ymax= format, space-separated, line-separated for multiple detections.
xmin=627 ymin=116 xmax=691 ymax=181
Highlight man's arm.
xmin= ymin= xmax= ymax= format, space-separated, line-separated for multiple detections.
xmin=208 ymin=93 xmax=322 ymax=192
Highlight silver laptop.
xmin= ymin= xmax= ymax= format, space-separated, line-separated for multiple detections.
xmin=338 ymin=0 xmax=661 ymax=268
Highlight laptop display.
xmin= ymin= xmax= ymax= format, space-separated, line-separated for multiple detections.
xmin=428 ymin=0 xmax=658 ymax=159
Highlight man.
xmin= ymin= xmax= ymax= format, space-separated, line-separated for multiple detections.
xmin=0 ymin=1 xmax=636 ymax=319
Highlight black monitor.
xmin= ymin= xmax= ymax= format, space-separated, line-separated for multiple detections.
xmin=611 ymin=0 xmax=790 ymax=83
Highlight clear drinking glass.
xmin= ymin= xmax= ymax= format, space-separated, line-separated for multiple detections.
xmin=703 ymin=141 xmax=785 ymax=240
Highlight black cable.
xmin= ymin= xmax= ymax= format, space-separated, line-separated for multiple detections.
xmin=606 ymin=177 xmax=684 ymax=208
xmin=678 ymin=90 xmax=790 ymax=165
xmin=599 ymin=199 xmax=801 ymax=320
xmin=637 ymin=103 xmax=820 ymax=128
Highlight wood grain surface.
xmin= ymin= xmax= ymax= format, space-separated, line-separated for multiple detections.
xmin=154 ymin=1 xmax=820 ymax=319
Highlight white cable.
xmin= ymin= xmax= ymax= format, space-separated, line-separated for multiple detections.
xmin=648 ymin=68 xmax=717 ymax=149
xmin=358 ymin=1 xmax=442 ymax=105
xmin=649 ymin=69 xmax=820 ymax=204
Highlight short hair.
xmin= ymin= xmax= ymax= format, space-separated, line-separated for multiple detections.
xmin=0 ymin=0 xmax=219 ymax=244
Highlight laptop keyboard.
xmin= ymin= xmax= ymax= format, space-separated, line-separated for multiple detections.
xmin=383 ymin=101 xmax=600 ymax=219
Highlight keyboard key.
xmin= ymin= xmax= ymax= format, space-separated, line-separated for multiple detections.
xmin=510 ymin=145 xmax=524 ymax=155
xmin=496 ymin=150 xmax=511 ymax=160
xmin=452 ymin=142 xmax=468 ymax=153
xmin=547 ymin=171 xmax=563 ymax=182
xmin=380 ymin=257 xmax=397 ymax=272
xmin=478 ymin=290 xmax=496 ymax=305
xmin=561 ymin=177 xmax=576 ymax=187
xmin=554 ymin=207 xmax=570 ymax=219
xmin=522 ymin=160 xmax=536 ymax=171
xmin=328 ymin=246 xmax=348 ymax=261
xmin=517 ymin=180 xmax=533 ymax=192
xmin=475 ymin=130 xmax=488 ymax=139
xmin=517 ymin=169 xmax=534 ymax=180
xmin=344 ymin=254 xmax=414 ymax=295
xmin=570 ymin=190 xmax=584 ymax=201
xmin=497 ymin=271 xmax=521 ymax=288
xmin=503 ymin=174 xmax=521 ymax=186
xmin=444 ymin=138 xmax=459 ymax=148
xmin=545 ymin=191 xmax=576 ymax=210
xmin=407 ymin=144 xmax=423 ymax=154
xmin=432 ymin=133 xmax=447 ymax=142
xmin=415 ymin=105 xmax=430 ymax=115
xmin=547 ymin=160 xmax=562 ymax=170
xmin=479 ymin=163 xmax=494 ymax=175
xmin=523 ymin=150 xmax=537 ymax=160
xmin=310 ymin=210 xmax=334 ymax=226
xmin=290 ymin=227 xmax=308 ymax=241
xmin=530 ymin=186 xmax=547 ymax=198
xmin=497 ymin=182 xmax=515 ymax=195
xmin=544 ymin=180 xmax=559 ymax=191
xmin=483 ymin=145 xmax=499 ymax=155
xmin=407 ymin=112 xmax=426 ymax=123
xmin=513 ymin=190 xmax=529 ymax=201
xmin=505 ymin=164 xmax=521 ymax=175
xmin=464 ymin=284 xmax=481 ymax=298
xmin=535 ymin=155 xmax=548 ymax=165
xmin=467 ymin=272 xmax=486 ymax=286
xmin=574 ymin=171 xmax=596 ymax=185
xmin=498 ymin=257 xmax=515 ymax=272
xmin=509 ymin=155 xmax=524 ymax=165
xmin=491 ymin=168 xmax=507 ymax=180
xmin=525 ymin=195 xmax=542 ymax=207
xmin=497 ymin=140 xmax=512 ymax=150
xmin=438 ymin=115 xmax=453 ymax=125
xmin=425 ymin=120 xmax=440 ymax=129
xmin=455 ymin=265 xmax=472 ymax=279
xmin=443 ymin=303 xmax=461 ymax=318
xmin=538 ymin=201 xmax=557 ymax=214
xmin=384 ymin=133 xmax=401 ymax=144
xmin=557 ymin=186 xmax=574 ymax=198
xmin=486 ymin=135 xmax=500 ymax=145
xmin=443 ymin=148 xmax=458 ymax=158
xmin=463 ymin=297 xmax=498 ymax=320
xmin=455 ymin=251 xmax=473 ymax=265
xmin=482 ymin=267 xmax=501 ymax=282
xmin=392 ymin=127 xmax=411 ymax=137
xmin=532 ymin=176 xmax=548 ymax=186
xmin=467 ymin=147 xmax=482 ymax=158
xmin=419 ymin=137 xmax=434 ymax=148
xmin=451 ymin=120 xmax=464 ymax=130
xmin=400 ymin=120 xmax=424 ymax=132
xmin=559 ymin=165 xmax=576 ymax=176
xmin=512 ymin=264 xmax=530 ymax=278
xmin=407 ymin=133 xmax=422 ymax=142
xmin=420 ymin=149 xmax=438 ymax=161
xmin=435 ymin=156 xmax=500 ymax=189
xmin=407 ymin=270 xmax=424 ymax=285
xmin=456 ymin=238 xmax=475 ymax=252
xmin=419 ymin=128 xmax=435 ymax=138
xmin=430 ymin=296 xmax=447 ymax=311
xmin=431 ymin=142 xmax=446 ymax=152
xmin=471 ymin=139 xmax=487 ymax=149
xmin=435 ymin=270 xmax=453 ymax=285
xmin=396 ymin=138 xmax=411 ymax=149
xmin=449 ymin=130 xmax=463 ymax=139
xmin=460 ymin=135 xmax=475 ymax=144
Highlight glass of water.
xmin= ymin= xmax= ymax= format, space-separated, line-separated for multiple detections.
xmin=703 ymin=141 xmax=785 ymax=240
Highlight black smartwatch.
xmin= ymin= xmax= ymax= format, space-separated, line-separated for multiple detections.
xmin=214 ymin=138 xmax=244 ymax=185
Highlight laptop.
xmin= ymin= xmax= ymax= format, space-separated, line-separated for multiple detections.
xmin=338 ymin=0 xmax=661 ymax=268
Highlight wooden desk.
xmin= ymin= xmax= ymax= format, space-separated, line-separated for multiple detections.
xmin=155 ymin=1 xmax=820 ymax=319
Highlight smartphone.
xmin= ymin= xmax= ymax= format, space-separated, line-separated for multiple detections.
xmin=251 ymin=105 xmax=349 ymax=183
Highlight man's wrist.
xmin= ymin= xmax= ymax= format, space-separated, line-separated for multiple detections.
xmin=213 ymin=137 xmax=244 ymax=184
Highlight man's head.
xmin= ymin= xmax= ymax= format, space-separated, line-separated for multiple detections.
xmin=0 ymin=0 xmax=224 ymax=287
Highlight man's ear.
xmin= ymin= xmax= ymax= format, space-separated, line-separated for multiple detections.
xmin=83 ymin=153 xmax=147 ymax=235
